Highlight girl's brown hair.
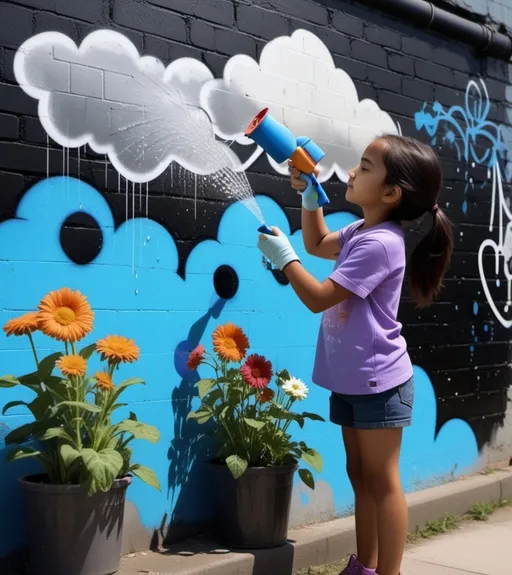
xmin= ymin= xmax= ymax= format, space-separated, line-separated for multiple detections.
xmin=379 ymin=135 xmax=453 ymax=307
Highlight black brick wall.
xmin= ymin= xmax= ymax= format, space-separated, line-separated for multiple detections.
xmin=0 ymin=0 xmax=510 ymax=450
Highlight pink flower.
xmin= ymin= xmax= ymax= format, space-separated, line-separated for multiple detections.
xmin=187 ymin=344 xmax=205 ymax=371
xmin=241 ymin=354 xmax=273 ymax=389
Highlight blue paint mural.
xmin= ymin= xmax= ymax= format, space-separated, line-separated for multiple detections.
xmin=416 ymin=78 xmax=512 ymax=330
xmin=415 ymin=79 xmax=505 ymax=168
xmin=0 ymin=176 xmax=479 ymax=556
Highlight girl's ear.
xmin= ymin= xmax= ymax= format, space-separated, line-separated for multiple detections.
xmin=383 ymin=185 xmax=402 ymax=205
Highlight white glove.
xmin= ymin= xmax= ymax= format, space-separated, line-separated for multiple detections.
xmin=299 ymin=174 xmax=322 ymax=211
xmin=257 ymin=228 xmax=300 ymax=271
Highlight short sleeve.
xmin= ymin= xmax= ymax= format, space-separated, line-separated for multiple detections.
xmin=329 ymin=238 xmax=390 ymax=299
xmin=338 ymin=220 xmax=363 ymax=249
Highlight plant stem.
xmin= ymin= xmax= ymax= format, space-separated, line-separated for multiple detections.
xmin=27 ymin=333 xmax=39 ymax=368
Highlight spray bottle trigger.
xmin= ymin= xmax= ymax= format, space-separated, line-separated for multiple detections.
xmin=258 ymin=224 xmax=274 ymax=235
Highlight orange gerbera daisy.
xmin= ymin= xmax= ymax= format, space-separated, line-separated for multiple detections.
xmin=187 ymin=344 xmax=205 ymax=371
xmin=3 ymin=312 xmax=39 ymax=337
xmin=56 ymin=354 xmax=87 ymax=377
xmin=257 ymin=388 xmax=275 ymax=404
xmin=96 ymin=335 xmax=140 ymax=365
xmin=37 ymin=288 xmax=94 ymax=342
xmin=95 ymin=371 xmax=114 ymax=391
xmin=212 ymin=322 xmax=249 ymax=363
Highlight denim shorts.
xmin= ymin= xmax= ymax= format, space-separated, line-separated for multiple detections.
xmin=329 ymin=377 xmax=414 ymax=430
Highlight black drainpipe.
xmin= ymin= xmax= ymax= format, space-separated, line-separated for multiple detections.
xmin=356 ymin=0 xmax=512 ymax=61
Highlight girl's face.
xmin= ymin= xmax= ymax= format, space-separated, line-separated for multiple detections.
xmin=346 ymin=139 xmax=399 ymax=210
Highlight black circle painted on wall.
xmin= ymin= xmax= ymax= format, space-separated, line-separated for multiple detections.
xmin=60 ymin=212 xmax=103 ymax=265
xmin=214 ymin=265 xmax=239 ymax=300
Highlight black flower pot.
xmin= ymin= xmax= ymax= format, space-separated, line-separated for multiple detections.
xmin=19 ymin=474 xmax=131 ymax=575
xmin=210 ymin=462 xmax=298 ymax=549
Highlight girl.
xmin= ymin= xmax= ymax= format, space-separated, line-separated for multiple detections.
xmin=257 ymin=135 xmax=453 ymax=575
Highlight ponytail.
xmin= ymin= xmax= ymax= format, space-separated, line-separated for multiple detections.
xmin=409 ymin=207 xmax=453 ymax=307
xmin=377 ymin=134 xmax=453 ymax=307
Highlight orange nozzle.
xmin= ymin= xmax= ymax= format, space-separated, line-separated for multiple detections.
xmin=245 ymin=108 xmax=269 ymax=137
xmin=290 ymin=147 xmax=317 ymax=175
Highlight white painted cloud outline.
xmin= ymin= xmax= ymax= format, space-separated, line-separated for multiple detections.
xmin=201 ymin=29 xmax=398 ymax=182
xmin=14 ymin=30 xmax=240 ymax=182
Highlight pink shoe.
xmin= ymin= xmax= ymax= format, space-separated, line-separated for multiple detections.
xmin=340 ymin=555 xmax=376 ymax=574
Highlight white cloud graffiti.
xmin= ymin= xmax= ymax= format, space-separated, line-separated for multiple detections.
xmin=201 ymin=29 xmax=398 ymax=182
xmin=14 ymin=30 xmax=240 ymax=182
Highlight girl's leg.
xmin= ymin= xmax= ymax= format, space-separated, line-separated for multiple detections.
xmin=357 ymin=428 xmax=407 ymax=575
xmin=342 ymin=426 xmax=378 ymax=569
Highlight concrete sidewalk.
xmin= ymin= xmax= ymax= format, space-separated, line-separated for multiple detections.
xmin=401 ymin=505 xmax=512 ymax=574
xmin=119 ymin=466 xmax=512 ymax=575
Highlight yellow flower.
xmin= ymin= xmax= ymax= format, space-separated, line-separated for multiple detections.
xmin=212 ymin=322 xmax=249 ymax=363
xmin=37 ymin=288 xmax=94 ymax=342
xmin=3 ymin=312 xmax=39 ymax=337
xmin=96 ymin=335 xmax=140 ymax=365
xmin=95 ymin=371 xmax=114 ymax=391
xmin=56 ymin=354 xmax=87 ymax=377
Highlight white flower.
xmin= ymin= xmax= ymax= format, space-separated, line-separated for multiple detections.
xmin=282 ymin=377 xmax=309 ymax=401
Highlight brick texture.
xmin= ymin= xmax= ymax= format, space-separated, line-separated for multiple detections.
xmin=0 ymin=0 xmax=510 ymax=476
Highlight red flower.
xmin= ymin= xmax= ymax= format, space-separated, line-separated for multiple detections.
xmin=241 ymin=354 xmax=273 ymax=389
xmin=187 ymin=344 xmax=205 ymax=371
xmin=257 ymin=388 xmax=275 ymax=404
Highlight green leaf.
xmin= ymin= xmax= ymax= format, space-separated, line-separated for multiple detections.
xmin=298 ymin=468 xmax=315 ymax=490
xmin=38 ymin=352 xmax=63 ymax=379
xmin=196 ymin=378 xmax=216 ymax=399
xmin=60 ymin=444 xmax=80 ymax=468
xmin=116 ymin=420 xmax=160 ymax=444
xmin=111 ymin=403 xmax=128 ymax=412
xmin=276 ymin=369 xmax=291 ymax=382
xmin=186 ymin=409 xmax=212 ymax=424
xmin=226 ymin=455 xmax=248 ymax=479
xmin=52 ymin=401 xmax=101 ymax=414
xmin=244 ymin=418 xmax=265 ymax=430
xmin=128 ymin=411 xmax=137 ymax=421
xmin=2 ymin=400 xmax=28 ymax=415
xmin=6 ymin=446 xmax=42 ymax=463
xmin=202 ymin=388 xmax=223 ymax=408
xmin=5 ymin=422 xmax=36 ymax=445
xmin=79 ymin=448 xmax=124 ymax=495
xmin=40 ymin=427 xmax=73 ymax=443
xmin=18 ymin=372 xmax=41 ymax=389
xmin=131 ymin=464 xmax=161 ymax=490
xmin=0 ymin=375 xmax=19 ymax=388
xmin=79 ymin=343 xmax=97 ymax=360
xmin=111 ymin=378 xmax=145 ymax=402
xmin=302 ymin=412 xmax=326 ymax=423
xmin=301 ymin=447 xmax=323 ymax=473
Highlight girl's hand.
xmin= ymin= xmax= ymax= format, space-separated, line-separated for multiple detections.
xmin=289 ymin=161 xmax=307 ymax=192
xmin=288 ymin=161 xmax=325 ymax=211
xmin=257 ymin=227 xmax=300 ymax=271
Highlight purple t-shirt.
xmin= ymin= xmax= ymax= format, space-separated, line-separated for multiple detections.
xmin=312 ymin=219 xmax=413 ymax=395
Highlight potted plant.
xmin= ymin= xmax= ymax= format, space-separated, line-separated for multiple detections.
xmin=0 ymin=287 xmax=160 ymax=575
xmin=186 ymin=321 xmax=324 ymax=549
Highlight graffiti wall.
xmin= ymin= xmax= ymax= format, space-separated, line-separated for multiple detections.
xmin=0 ymin=0 xmax=511 ymax=561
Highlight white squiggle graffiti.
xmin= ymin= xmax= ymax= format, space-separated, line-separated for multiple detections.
xmin=479 ymin=161 xmax=512 ymax=327
xmin=416 ymin=79 xmax=511 ymax=328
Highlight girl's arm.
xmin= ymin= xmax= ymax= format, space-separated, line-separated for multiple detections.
xmin=290 ymin=162 xmax=340 ymax=260
xmin=283 ymin=261 xmax=352 ymax=314
xmin=301 ymin=209 xmax=340 ymax=260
